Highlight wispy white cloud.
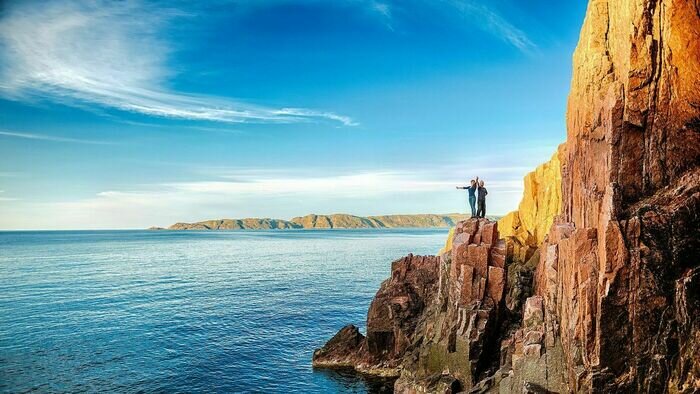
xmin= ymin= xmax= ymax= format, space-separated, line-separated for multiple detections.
xmin=364 ymin=0 xmax=394 ymax=30
xmin=0 ymin=130 xmax=113 ymax=145
xmin=444 ymin=0 xmax=536 ymax=53
xmin=353 ymin=0 xmax=535 ymax=53
xmin=360 ymin=0 xmax=536 ymax=53
xmin=371 ymin=2 xmax=392 ymax=19
xmin=0 ymin=0 xmax=354 ymax=126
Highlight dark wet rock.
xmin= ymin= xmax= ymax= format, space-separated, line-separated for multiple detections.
xmin=313 ymin=254 xmax=440 ymax=377
xmin=312 ymin=324 xmax=365 ymax=369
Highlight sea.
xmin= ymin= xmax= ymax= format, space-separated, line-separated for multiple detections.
xmin=0 ymin=229 xmax=448 ymax=393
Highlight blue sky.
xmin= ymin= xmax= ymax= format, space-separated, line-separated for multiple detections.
xmin=0 ymin=0 xmax=587 ymax=229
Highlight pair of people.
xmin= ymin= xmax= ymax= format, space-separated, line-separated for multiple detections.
xmin=456 ymin=177 xmax=487 ymax=218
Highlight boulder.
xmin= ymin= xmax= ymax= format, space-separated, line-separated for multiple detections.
xmin=312 ymin=324 xmax=365 ymax=368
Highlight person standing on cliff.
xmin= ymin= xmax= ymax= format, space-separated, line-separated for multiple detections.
xmin=456 ymin=178 xmax=478 ymax=217
xmin=476 ymin=179 xmax=488 ymax=218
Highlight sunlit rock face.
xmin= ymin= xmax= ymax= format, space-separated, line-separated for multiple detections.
xmin=496 ymin=147 xmax=565 ymax=317
xmin=528 ymin=0 xmax=700 ymax=391
xmin=498 ymin=145 xmax=564 ymax=264
xmin=496 ymin=0 xmax=700 ymax=390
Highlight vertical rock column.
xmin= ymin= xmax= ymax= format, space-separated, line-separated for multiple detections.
xmin=530 ymin=0 xmax=700 ymax=391
xmin=449 ymin=219 xmax=506 ymax=373
xmin=396 ymin=218 xmax=508 ymax=392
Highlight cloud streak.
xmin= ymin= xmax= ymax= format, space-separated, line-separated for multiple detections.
xmin=0 ymin=130 xmax=113 ymax=145
xmin=358 ymin=0 xmax=535 ymax=53
xmin=444 ymin=0 xmax=536 ymax=53
xmin=0 ymin=0 xmax=354 ymax=126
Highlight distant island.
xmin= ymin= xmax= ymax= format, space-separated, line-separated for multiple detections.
xmin=153 ymin=213 xmax=500 ymax=230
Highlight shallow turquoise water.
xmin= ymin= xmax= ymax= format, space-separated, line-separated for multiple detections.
xmin=0 ymin=229 xmax=447 ymax=393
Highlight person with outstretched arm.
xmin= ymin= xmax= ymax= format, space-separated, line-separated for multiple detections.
xmin=476 ymin=179 xmax=488 ymax=218
xmin=456 ymin=177 xmax=479 ymax=218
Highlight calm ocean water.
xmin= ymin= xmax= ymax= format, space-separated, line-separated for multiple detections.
xmin=0 ymin=229 xmax=447 ymax=393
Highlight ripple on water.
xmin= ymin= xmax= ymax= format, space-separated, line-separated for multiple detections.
xmin=0 ymin=229 xmax=447 ymax=393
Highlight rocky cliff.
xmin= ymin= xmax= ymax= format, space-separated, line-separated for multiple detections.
xmin=167 ymin=213 xmax=468 ymax=230
xmin=313 ymin=219 xmax=509 ymax=391
xmin=313 ymin=254 xmax=442 ymax=377
xmin=314 ymin=0 xmax=700 ymax=392
xmin=528 ymin=0 xmax=700 ymax=391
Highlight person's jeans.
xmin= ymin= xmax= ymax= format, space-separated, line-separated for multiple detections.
xmin=469 ymin=196 xmax=477 ymax=217
xmin=477 ymin=199 xmax=486 ymax=218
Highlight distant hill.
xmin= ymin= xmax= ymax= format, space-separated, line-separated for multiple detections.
xmin=164 ymin=213 xmax=497 ymax=230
